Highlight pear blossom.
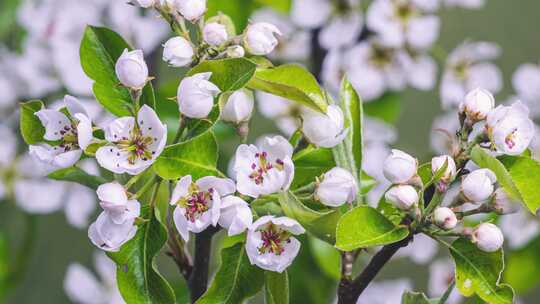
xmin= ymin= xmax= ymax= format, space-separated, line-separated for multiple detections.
xmin=315 ymin=167 xmax=358 ymax=207
xmin=461 ymin=169 xmax=496 ymax=202
xmin=203 ymin=22 xmax=228 ymax=46
xmin=162 ymin=37 xmax=194 ymax=67
xmin=96 ymin=105 xmax=167 ymax=175
xmin=491 ymin=188 xmax=519 ymax=215
xmin=459 ymin=88 xmax=495 ymax=121
xmin=221 ymin=89 xmax=255 ymax=123
xmin=218 ymin=195 xmax=253 ymax=236
xmin=115 ymin=49 xmax=149 ymax=90
xmin=177 ymin=72 xmax=221 ymax=118
xmin=244 ymin=22 xmax=282 ymax=55
xmin=486 ymin=101 xmax=535 ymax=155
xmin=431 ymin=155 xmax=457 ymax=184
xmin=290 ymin=0 xmax=332 ymax=29
xmin=29 ymin=95 xmax=94 ymax=170
xmin=170 ymin=175 xmax=235 ymax=241
xmin=318 ymin=12 xmax=363 ymax=50
xmin=385 ymin=185 xmax=418 ymax=210
xmin=234 ymin=135 xmax=295 ymax=198
xmin=382 ymin=149 xmax=418 ymax=184
xmin=433 ymin=207 xmax=458 ymax=230
xmin=499 ymin=208 xmax=540 ymax=249
xmin=429 ymin=259 xmax=462 ymax=304
xmin=440 ymin=41 xmax=502 ymax=108
xmin=256 ymin=92 xmax=304 ymax=136
xmin=472 ymin=222 xmax=504 ymax=252
xmin=177 ymin=0 xmax=206 ymax=21
xmin=512 ymin=63 xmax=540 ymax=116
xmin=97 ymin=182 xmax=140 ymax=224
xmin=301 ymin=105 xmax=347 ymax=148
xmin=246 ymin=215 xmax=305 ymax=272
xmin=366 ymin=0 xmax=440 ymax=50
xmin=64 ymin=252 xmax=124 ymax=304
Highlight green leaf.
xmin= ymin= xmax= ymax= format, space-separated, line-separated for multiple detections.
xmin=188 ymin=58 xmax=257 ymax=92
xmin=498 ymin=155 xmax=540 ymax=214
xmin=447 ymin=238 xmax=514 ymax=304
xmin=278 ymin=191 xmax=341 ymax=244
xmin=335 ymin=206 xmax=409 ymax=251
xmin=184 ymin=104 xmax=220 ymax=140
xmin=248 ymin=64 xmax=328 ymax=113
xmin=48 ymin=167 xmax=108 ymax=190
xmin=505 ymin=234 xmax=540 ymax=294
xmin=206 ymin=0 xmax=257 ymax=31
xmin=154 ymin=131 xmax=220 ymax=180
xmin=265 ymin=271 xmax=289 ymax=304
xmin=401 ymin=291 xmax=433 ymax=304
xmin=108 ymin=206 xmax=176 ymax=304
xmin=80 ymin=26 xmax=155 ymax=116
xmin=291 ymin=146 xmax=334 ymax=189
xmin=308 ymin=236 xmax=340 ymax=280
xmin=19 ymin=100 xmax=45 ymax=145
xmin=197 ymin=243 xmax=264 ymax=304
xmin=364 ymin=93 xmax=400 ymax=124
xmin=255 ymin=0 xmax=291 ymax=13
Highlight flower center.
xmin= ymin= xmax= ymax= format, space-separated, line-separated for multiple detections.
xmin=116 ymin=126 xmax=154 ymax=164
xmin=59 ymin=122 xmax=79 ymax=152
xmin=505 ymin=129 xmax=518 ymax=150
xmin=370 ymin=44 xmax=394 ymax=67
xmin=394 ymin=2 xmax=417 ymax=22
xmin=249 ymin=151 xmax=284 ymax=185
xmin=258 ymin=223 xmax=291 ymax=256
xmin=178 ymin=184 xmax=213 ymax=223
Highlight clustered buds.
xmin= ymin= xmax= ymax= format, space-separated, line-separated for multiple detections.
xmin=221 ymin=89 xmax=255 ymax=124
xmin=163 ymin=37 xmax=194 ymax=67
xmin=459 ymin=88 xmax=495 ymax=122
xmin=115 ymin=49 xmax=149 ymax=90
xmin=472 ymin=223 xmax=504 ymax=252
xmin=433 ymin=207 xmax=457 ymax=230
xmin=461 ymin=169 xmax=496 ymax=203
xmin=383 ymin=149 xmax=418 ymax=184
xmin=177 ymin=72 xmax=221 ymax=119
xmin=244 ymin=22 xmax=282 ymax=55
xmin=301 ymin=105 xmax=347 ymax=148
xmin=315 ymin=167 xmax=358 ymax=207
xmin=385 ymin=185 xmax=419 ymax=210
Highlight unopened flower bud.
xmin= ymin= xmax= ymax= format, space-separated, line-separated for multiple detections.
xmin=203 ymin=22 xmax=228 ymax=46
xmin=315 ymin=167 xmax=358 ymax=207
xmin=491 ymin=188 xmax=519 ymax=215
xmin=221 ymin=89 xmax=254 ymax=123
xmin=301 ymin=105 xmax=346 ymax=148
xmin=177 ymin=0 xmax=206 ymax=21
xmin=132 ymin=0 xmax=155 ymax=7
xmin=461 ymin=169 xmax=496 ymax=202
xmin=244 ymin=22 xmax=281 ymax=55
xmin=385 ymin=185 xmax=418 ymax=210
xmin=431 ymin=155 xmax=457 ymax=184
xmin=218 ymin=195 xmax=253 ymax=236
xmin=115 ymin=49 xmax=148 ymax=89
xmin=433 ymin=207 xmax=458 ymax=230
xmin=472 ymin=223 xmax=504 ymax=252
xmin=177 ymin=72 xmax=221 ymax=118
xmin=383 ymin=149 xmax=418 ymax=184
xmin=226 ymin=45 xmax=245 ymax=58
xmin=163 ymin=37 xmax=194 ymax=67
xmin=459 ymin=88 xmax=495 ymax=121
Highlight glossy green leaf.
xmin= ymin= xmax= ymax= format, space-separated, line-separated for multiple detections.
xmin=335 ymin=206 xmax=409 ymax=251
xmin=248 ymin=64 xmax=328 ymax=112
xmin=184 ymin=105 xmax=220 ymax=140
xmin=308 ymin=236 xmax=340 ymax=280
xmin=188 ymin=58 xmax=257 ymax=92
xmin=505 ymin=233 xmax=540 ymax=294
xmin=80 ymin=26 xmax=155 ymax=116
xmin=153 ymin=131 xmax=220 ymax=180
xmin=48 ymin=167 xmax=108 ymax=190
xmin=291 ymin=146 xmax=334 ymax=189
xmin=447 ymin=238 xmax=514 ymax=304
xmin=278 ymin=191 xmax=341 ymax=244
xmin=108 ymin=206 xmax=176 ymax=304
xmin=19 ymin=100 xmax=45 ymax=145
xmin=265 ymin=271 xmax=289 ymax=304
xmin=364 ymin=93 xmax=400 ymax=124
xmin=197 ymin=243 xmax=264 ymax=304
xmin=499 ymin=155 xmax=540 ymax=214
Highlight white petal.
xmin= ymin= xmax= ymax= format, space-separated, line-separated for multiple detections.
xmin=196 ymin=176 xmax=236 ymax=197
xmin=170 ymin=175 xmax=192 ymax=205
xmin=75 ymin=113 xmax=93 ymax=150
xmin=104 ymin=117 xmax=135 ymax=142
xmin=96 ymin=146 xmax=128 ymax=174
xmin=65 ymin=185 xmax=97 ymax=229
xmin=64 ymin=264 xmax=105 ymax=304
xmin=407 ymin=16 xmax=440 ymax=50
xmin=53 ymin=149 xmax=82 ymax=168
xmin=173 ymin=206 xmax=190 ymax=242
xmin=65 ymin=95 xmax=89 ymax=117
xmin=137 ymin=105 xmax=167 ymax=155
xmin=14 ymin=179 xmax=65 ymax=213
xmin=35 ymin=109 xmax=71 ymax=141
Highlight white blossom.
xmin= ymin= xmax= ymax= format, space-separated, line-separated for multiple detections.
xmin=244 ymin=22 xmax=282 ymax=55
xmin=433 ymin=207 xmax=458 ymax=230
xmin=218 ymin=195 xmax=253 ymax=236
xmin=115 ymin=49 xmax=148 ymax=89
xmin=385 ymin=185 xmax=418 ymax=210
xmin=512 ymin=63 xmax=540 ymax=116
xmin=382 ymin=149 xmax=418 ymax=184
xmin=431 ymin=155 xmax=457 ymax=184
xmin=96 ymin=105 xmax=167 ymax=175
xmin=290 ymin=0 xmax=332 ymax=29
xmin=246 ymin=215 xmax=305 ymax=272
xmin=97 ymin=182 xmax=140 ymax=224
xmin=177 ymin=72 xmax=221 ymax=118
xmin=499 ymin=208 xmax=540 ymax=249
xmin=256 ymin=92 xmax=304 ymax=136
xmin=472 ymin=222 xmax=504 ymax=252
xmin=315 ymin=167 xmax=358 ymax=207
xmin=491 ymin=188 xmax=519 ymax=215
xmin=163 ymin=37 xmax=194 ymax=67
xmin=301 ymin=105 xmax=347 ymax=148
xmin=170 ymin=175 xmax=235 ymax=241
xmin=459 ymin=88 xmax=495 ymax=121
xmin=461 ymin=169 xmax=496 ymax=202
xmin=203 ymin=22 xmax=228 ymax=46
xmin=429 ymin=259 xmax=462 ymax=304
xmin=486 ymin=101 xmax=535 ymax=155
xmin=318 ymin=13 xmax=363 ymax=50
xmin=221 ymin=89 xmax=255 ymax=123
xmin=234 ymin=135 xmax=294 ymax=198
xmin=176 ymin=0 xmax=206 ymax=21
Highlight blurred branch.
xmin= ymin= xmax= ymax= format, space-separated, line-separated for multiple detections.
xmin=188 ymin=226 xmax=218 ymax=303
xmin=310 ymin=27 xmax=326 ymax=81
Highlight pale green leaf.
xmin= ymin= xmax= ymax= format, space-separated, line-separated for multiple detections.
xmin=499 ymin=155 xmax=540 ymax=214
xmin=187 ymin=58 xmax=257 ymax=92
xmin=48 ymin=167 xmax=108 ymax=190
xmin=264 ymin=271 xmax=289 ymax=304
xmin=364 ymin=93 xmax=400 ymax=124
xmin=308 ymin=236 xmax=340 ymax=280
xmin=505 ymin=234 xmax=540 ymax=294
xmin=19 ymin=100 xmax=45 ymax=145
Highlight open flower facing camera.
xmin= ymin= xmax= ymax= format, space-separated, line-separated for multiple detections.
xmin=3 ymin=0 xmax=540 ymax=303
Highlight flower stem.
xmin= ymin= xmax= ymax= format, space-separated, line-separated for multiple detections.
xmin=172 ymin=115 xmax=187 ymax=144
xmin=188 ymin=226 xmax=218 ymax=303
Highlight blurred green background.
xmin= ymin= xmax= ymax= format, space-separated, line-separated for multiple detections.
xmin=1 ymin=0 xmax=540 ymax=303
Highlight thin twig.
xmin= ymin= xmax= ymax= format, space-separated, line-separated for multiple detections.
xmin=188 ymin=226 xmax=219 ymax=303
